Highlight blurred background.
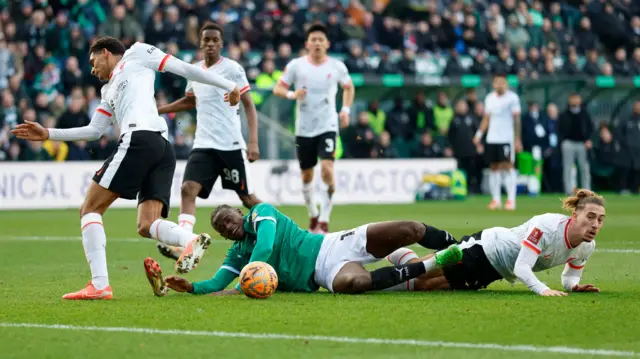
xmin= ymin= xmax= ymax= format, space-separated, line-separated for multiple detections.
xmin=0 ymin=0 xmax=639 ymax=195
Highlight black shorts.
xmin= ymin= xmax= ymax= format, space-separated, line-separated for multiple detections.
xmin=295 ymin=131 xmax=337 ymax=170
xmin=442 ymin=231 xmax=504 ymax=290
xmin=484 ymin=143 xmax=513 ymax=164
xmin=93 ymin=131 xmax=176 ymax=218
xmin=183 ymin=148 xmax=251 ymax=199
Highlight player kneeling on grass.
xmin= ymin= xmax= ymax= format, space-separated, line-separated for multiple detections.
xmin=144 ymin=203 xmax=462 ymax=296
xmin=387 ymin=189 xmax=604 ymax=296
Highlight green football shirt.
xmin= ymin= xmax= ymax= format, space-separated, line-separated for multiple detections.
xmin=191 ymin=203 xmax=325 ymax=294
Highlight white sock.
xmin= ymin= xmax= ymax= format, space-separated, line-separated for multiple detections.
xmin=421 ymin=256 xmax=438 ymax=272
xmin=489 ymin=170 xmax=502 ymax=203
xmin=503 ymin=169 xmax=517 ymax=203
xmin=383 ymin=279 xmax=416 ymax=291
xmin=387 ymin=248 xmax=418 ymax=265
xmin=318 ymin=185 xmax=333 ymax=223
xmin=150 ymin=219 xmax=196 ymax=248
xmin=81 ymin=213 xmax=109 ymax=290
xmin=178 ymin=213 xmax=196 ymax=232
xmin=302 ymin=182 xmax=319 ymax=218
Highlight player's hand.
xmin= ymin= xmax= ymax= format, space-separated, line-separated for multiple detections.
xmin=294 ymin=88 xmax=307 ymax=100
xmin=472 ymin=136 xmax=481 ymax=146
xmin=515 ymin=140 xmax=523 ymax=153
xmin=247 ymin=142 xmax=259 ymax=162
xmin=572 ymin=284 xmax=600 ymax=293
xmin=339 ymin=110 xmax=350 ymax=128
xmin=10 ymin=120 xmax=49 ymax=141
xmin=165 ymin=275 xmax=194 ymax=293
xmin=475 ymin=143 xmax=484 ymax=154
xmin=224 ymin=86 xmax=241 ymax=106
xmin=540 ymin=289 xmax=568 ymax=297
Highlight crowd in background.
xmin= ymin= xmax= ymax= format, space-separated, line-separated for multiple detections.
xmin=0 ymin=0 xmax=639 ymax=194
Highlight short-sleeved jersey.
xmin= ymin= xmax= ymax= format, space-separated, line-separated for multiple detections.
xmin=221 ymin=203 xmax=325 ymax=292
xmin=98 ymin=42 xmax=170 ymax=138
xmin=278 ymin=56 xmax=352 ymax=138
xmin=185 ymin=58 xmax=251 ymax=151
xmin=482 ymin=213 xmax=595 ymax=283
xmin=484 ymin=90 xmax=521 ymax=144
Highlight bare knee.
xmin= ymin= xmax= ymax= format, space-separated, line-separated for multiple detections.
xmin=407 ymin=221 xmax=425 ymax=242
xmin=320 ymin=162 xmax=334 ymax=184
xmin=181 ymin=181 xmax=200 ymax=200
xmin=137 ymin=220 xmax=154 ymax=238
xmin=301 ymin=169 xmax=314 ymax=184
xmin=333 ymin=272 xmax=371 ymax=294
xmin=239 ymin=194 xmax=261 ymax=209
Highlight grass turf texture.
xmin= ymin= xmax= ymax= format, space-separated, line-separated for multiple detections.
xmin=0 ymin=195 xmax=639 ymax=358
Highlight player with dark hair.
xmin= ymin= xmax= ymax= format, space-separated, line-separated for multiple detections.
xmin=154 ymin=22 xmax=261 ymax=261
xmin=387 ymin=189 xmax=605 ymax=296
xmin=473 ymin=73 xmax=522 ymax=211
xmin=272 ymin=23 xmax=355 ymax=234
xmin=144 ymin=202 xmax=461 ymax=297
xmin=12 ymin=37 xmax=241 ymax=300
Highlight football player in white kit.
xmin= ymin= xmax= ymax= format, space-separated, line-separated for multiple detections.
xmin=11 ymin=37 xmax=241 ymax=300
xmin=387 ymin=189 xmax=604 ymax=296
xmin=473 ymin=73 xmax=522 ymax=211
xmin=155 ymin=22 xmax=261 ymax=261
xmin=272 ymin=23 xmax=355 ymax=234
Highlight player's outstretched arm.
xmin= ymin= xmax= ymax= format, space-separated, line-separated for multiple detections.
xmin=248 ymin=218 xmax=277 ymax=263
xmin=162 ymin=57 xmax=240 ymax=105
xmin=11 ymin=107 xmax=111 ymax=142
xmin=514 ymin=238 xmax=566 ymax=296
xmin=170 ymin=265 xmax=239 ymax=295
xmin=561 ymin=262 xmax=600 ymax=293
xmin=157 ymin=95 xmax=196 ymax=115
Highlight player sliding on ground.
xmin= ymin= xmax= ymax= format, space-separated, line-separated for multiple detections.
xmin=144 ymin=203 xmax=462 ymax=296
xmin=387 ymin=189 xmax=604 ymax=296
xmin=12 ymin=37 xmax=241 ymax=300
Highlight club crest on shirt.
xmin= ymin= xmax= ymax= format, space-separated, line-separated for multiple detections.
xmin=251 ymin=211 xmax=258 ymax=222
xmin=527 ymin=228 xmax=543 ymax=245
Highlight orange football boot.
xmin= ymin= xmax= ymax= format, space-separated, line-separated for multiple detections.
xmin=62 ymin=281 xmax=113 ymax=300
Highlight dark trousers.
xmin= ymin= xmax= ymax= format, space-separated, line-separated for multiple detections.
xmin=457 ymin=156 xmax=483 ymax=194
xmin=618 ymin=167 xmax=640 ymax=194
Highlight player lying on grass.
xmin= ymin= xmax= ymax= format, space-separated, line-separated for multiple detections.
xmin=144 ymin=203 xmax=462 ymax=296
xmin=387 ymin=189 xmax=604 ymax=296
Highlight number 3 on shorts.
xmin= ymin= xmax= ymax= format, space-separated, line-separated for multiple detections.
xmin=325 ymin=138 xmax=334 ymax=153
xmin=223 ymin=168 xmax=240 ymax=184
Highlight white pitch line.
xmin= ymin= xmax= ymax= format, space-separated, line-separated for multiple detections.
xmin=0 ymin=323 xmax=637 ymax=357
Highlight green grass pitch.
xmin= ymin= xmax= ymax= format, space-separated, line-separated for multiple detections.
xmin=1 ymin=195 xmax=639 ymax=358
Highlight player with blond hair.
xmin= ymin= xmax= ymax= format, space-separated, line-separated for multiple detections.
xmin=387 ymin=189 xmax=605 ymax=296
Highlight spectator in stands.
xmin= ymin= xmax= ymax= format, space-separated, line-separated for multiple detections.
xmin=612 ymin=48 xmax=632 ymax=76
xmin=590 ymin=122 xmax=618 ymax=192
xmin=413 ymin=131 xmax=444 ymax=159
xmin=407 ymin=91 xmax=433 ymax=135
xmin=563 ymin=52 xmax=581 ymax=75
xmin=446 ymin=99 xmax=481 ymax=194
xmin=345 ymin=111 xmax=375 ymax=159
xmin=543 ymin=102 xmax=563 ymax=193
xmin=62 ymin=57 xmax=83 ymax=96
xmin=630 ymin=16 xmax=640 ymax=52
xmin=433 ymin=92 xmax=453 ymax=137
xmin=613 ymin=101 xmax=640 ymax=194
xmin=345 ymin=43 xmax=371 ymax=73
xmin=574 ymin=17 xmax=598 ymax=55
xmin=559 ymin=93 xmax=593 ymax=194
xmin=600 ymin=62 xmax=614 ymax=76
xmin=443 ymin=49 xmax=465 ymax=76
xmin=582 ymin=50 xmax=601 ymax=76
xmin=366 ymin=100 xmax=385 ymax=135
xmin=98 ymin=5 xmax=143 ymax=47
xmin=505 ymin=15 xmax=530 ymax=50
xmin=631 ymin=48 xmax=640 ymax=75
xmin=86 ymin=135 xmax=117 ymax=161
xmin=522 ymin=102 xmax=549 ymax=156
xmin=384 ymin=97 xmax=411 ymax=140
xmin=492 ymin=47 xmax=513 ymax=74
xmin=371 ymin=130 xmax=398 ymax=159
xmin=470 ymin=50 xmax=492 ymax=75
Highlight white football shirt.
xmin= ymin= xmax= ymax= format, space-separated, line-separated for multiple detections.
xmin=97 ymin=42 xmax=170 ymax=139
xmin=484 ymin=90 xmax=521 ymax=144
xmin=480 ymin=213 xmax=595 ymax=284
xmin=185 ymin=57 xmax=251 ymax=151
xmin=278 ymin=56 xmax=352 ymax=138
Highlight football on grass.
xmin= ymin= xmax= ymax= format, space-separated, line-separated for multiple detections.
xmin=239 ymin=261 xmax=278 ymax=299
